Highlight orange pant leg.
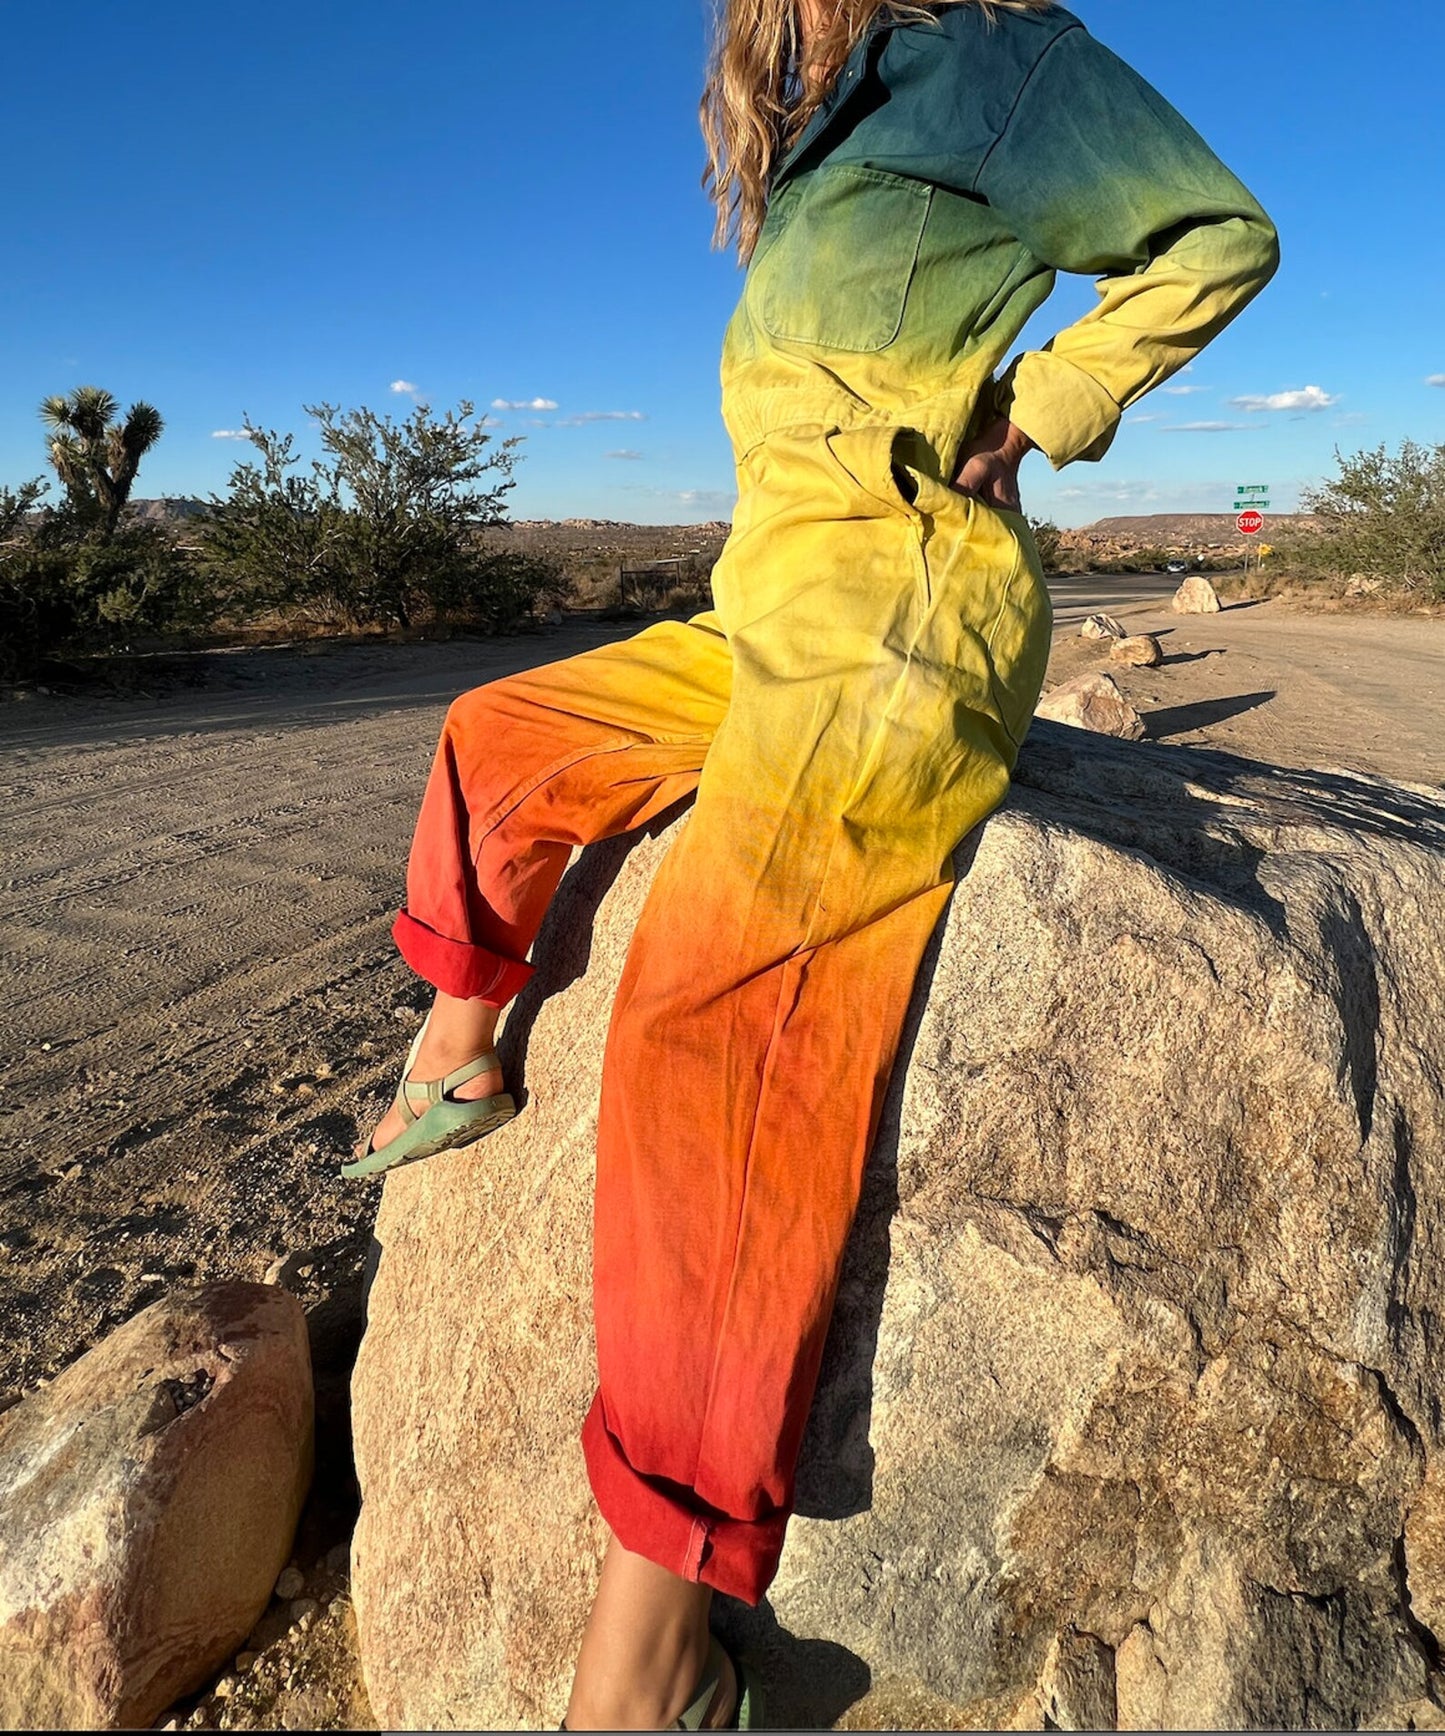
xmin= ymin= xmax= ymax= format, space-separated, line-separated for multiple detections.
xmin=395 ymin=614 xmax=731 ymax=1002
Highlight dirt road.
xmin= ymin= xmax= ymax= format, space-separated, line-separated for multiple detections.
xmin=2 ymin=595 xmax=1442 ymax=1403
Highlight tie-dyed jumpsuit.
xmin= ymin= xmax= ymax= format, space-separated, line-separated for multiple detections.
xmin=394 ymin=6 xmax=1278 ymax=1602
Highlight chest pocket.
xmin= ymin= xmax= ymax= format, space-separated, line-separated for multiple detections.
xmin=748 ymin=165 xmax=932 ymax=354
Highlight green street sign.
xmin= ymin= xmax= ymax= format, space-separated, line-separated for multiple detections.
xmin=1236 ymin=483 xmax=1270 ymax=496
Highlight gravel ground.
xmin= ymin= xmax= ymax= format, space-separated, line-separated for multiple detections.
xmin=1 ymin=590 xmax=1441 ymax=1729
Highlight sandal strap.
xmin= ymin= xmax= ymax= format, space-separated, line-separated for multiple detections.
xmin=400 ymin=1051 xmax=500 ymax=1110
xmin=441 ymin=1051 xmax=501 ymax=1096
xmin=674 ymin=1636 xmax=726 ymax=1731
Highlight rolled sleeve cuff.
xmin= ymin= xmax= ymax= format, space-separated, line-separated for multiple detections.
xmin=997 ymin=350 xmax=1123 ymax=470
xmin=392 ymin=908 xmax=534 ymax=1006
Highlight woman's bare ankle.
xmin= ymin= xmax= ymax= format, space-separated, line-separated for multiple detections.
xmin=421 ymin=990 xmax=499 ymax=1059
xmin=565 ymin=1536 xmax=725 ymax=1730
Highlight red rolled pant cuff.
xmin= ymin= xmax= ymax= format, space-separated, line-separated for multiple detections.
xmin=392 ymin=908 xmax=535 ymax=1006
xmin=581 ymin=1393 xmax=788 ymax=1607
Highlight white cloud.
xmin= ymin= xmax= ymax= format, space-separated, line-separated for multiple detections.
xmin=1160 ymin=421 xmax=1252 ymax=433
xmin=554 ymin=410 xmax=647 ymax=427
xmin=606 ymin=449 xmax=645 ymax=460
xmin=1126 ymin=413 xmax=1161 ymax=424
xmin=211 ymin=428 xmax=254 ymax=440
xmin=492 ymin=396 xmax=559 ymax=412
xmin=624 ymin=484 xmax=735 ymax=515
xmin=1040 ymin=471 xmax=1296 ymax=525
xmin=1229 ymin=385 xmax=1340 ymax=413
xmin=391 ymin=379 xmax=419 ymax=396
xmin=1162 ymin=384 xmax=1209 ymax=396
xmin=479 ymin=415 xmax=503 ymax=428
xmin=1428 ymin=374 xmax=1445 ymax=388
xmin=1055 ymin=477 xmax=1166 ymax=506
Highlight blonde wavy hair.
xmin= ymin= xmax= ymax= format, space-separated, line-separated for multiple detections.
xmin=702 ymin=0 xmax=1054 ymax=261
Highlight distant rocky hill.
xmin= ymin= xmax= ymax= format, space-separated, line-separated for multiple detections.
xmin=128 ymin=497 xmax=211 ymax=523
xmin=125 ymin=502 xmax=1310 ymax=551
xmin=1079 ymin=512 xmax=1315 ymax=544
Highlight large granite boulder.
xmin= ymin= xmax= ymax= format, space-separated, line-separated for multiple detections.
xmin=351 ymin=724 xmax=1445 ymax=1731
xmin=0 ymin=1283 xmax=313 ymax=1731
xmin=1034 ymin=671 xmax=1147 ymax=740
xmin=1172 ymin=575 xmax=1224 ymax=614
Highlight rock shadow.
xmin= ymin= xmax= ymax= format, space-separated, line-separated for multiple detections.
xmin=1145 ymin=688 xmax=1276 ymax=736
xmin=492 ymin=796 xmax=696 ymax=1104
xmin=296 ymin=1222 xmax=378 ymax=1558
xmin=711 ymin=1595 xmax=873 ymax=1730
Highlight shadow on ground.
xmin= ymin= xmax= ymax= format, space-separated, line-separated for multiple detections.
xmin=1146 ymin=688 xmax=1276 ymax=737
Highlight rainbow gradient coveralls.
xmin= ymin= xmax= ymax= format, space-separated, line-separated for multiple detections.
xmin=395 ymin=6 xmax=1278 ymax=1602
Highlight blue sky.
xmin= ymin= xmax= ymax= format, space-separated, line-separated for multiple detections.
xmin=1 ymin=1 xmax=1440 ymax=528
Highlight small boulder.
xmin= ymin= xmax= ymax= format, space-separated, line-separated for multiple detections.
xmin=1034 ymin=672 xmax=1147 ymax=740
xmin=1108 ymin=634 xmax=1164 ymax=669
xmin=1080 ymin=613 xmax=1127 ymax=640
xmin=1172 ymin=576 xmax=1222 ymax=614
xmin=0 ymin=1282 xmax=313 ymax=1731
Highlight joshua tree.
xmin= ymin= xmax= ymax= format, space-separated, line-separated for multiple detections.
xmin=39 ymin=385 xmax=165 ymax=538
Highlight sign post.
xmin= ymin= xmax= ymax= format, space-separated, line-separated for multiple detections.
xmin=1234 ymin=484 xmax=1270 ymax=573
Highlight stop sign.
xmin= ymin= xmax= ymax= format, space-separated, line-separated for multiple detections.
xmin=1237 ymin=509 xmax=1264 ymax=536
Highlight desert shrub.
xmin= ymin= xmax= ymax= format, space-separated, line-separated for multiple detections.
xmin=1278 ymin=439 xmax=1445 ymax=599
xmin=205 ymin=402 xmax=560 ymax=631
xmin=1026 ymin=516 xmax=1064 ymax=573
xmin=0 ymin=478 xmax=45 ymax=542
xmin=568 ymin=567 xmax=624 ymax=610
xmin=448 ymin=544 xmax=570 ymax=631
xmin=0 ymin=386 xmax=194 ymax=680
xmin=661 ymin=581 xmax=712 ymax=614
xmin=0 ymin=518 xmax=208 ymax=680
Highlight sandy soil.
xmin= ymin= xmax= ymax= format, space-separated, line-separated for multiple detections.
xmin=1045 ymin=582 xmax=1445 ymax=784
xmin=1 ymin=586 xmax=1441 ymax=1727
xmin=3 ymin=587 xmax=1441 ymax=1392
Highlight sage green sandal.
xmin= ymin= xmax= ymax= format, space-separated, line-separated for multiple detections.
xmin=684 ymin=1636 xmax=762 ymax=1731
xmin=340 ymin=1016 xmax=516 ymax=1181
xmin=558 ymin=1635 xmax=763 ymax=1731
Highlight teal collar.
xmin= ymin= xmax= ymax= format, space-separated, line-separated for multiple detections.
xmin=770 ymin=20 xmax=891 ymax=189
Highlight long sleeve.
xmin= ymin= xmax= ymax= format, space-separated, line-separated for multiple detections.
xmin=974 ymin=26 xmax=1280 ymax=469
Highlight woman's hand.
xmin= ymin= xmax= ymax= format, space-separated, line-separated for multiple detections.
xmin=953 ymin=416 xmax=1036 ymax=511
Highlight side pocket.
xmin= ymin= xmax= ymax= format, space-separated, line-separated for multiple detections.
xmin=822 ymin=423 xmax=923 ymax=521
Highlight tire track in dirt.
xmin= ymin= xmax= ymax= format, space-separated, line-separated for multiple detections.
xmin=2 ymin=609 xmax=1439 ymax=1398
xmin=0 ymin=630 xmax=629 ymax=1393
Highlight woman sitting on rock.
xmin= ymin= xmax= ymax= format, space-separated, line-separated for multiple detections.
xmin=347 ymin=0 xmax=1278 ymax=1725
